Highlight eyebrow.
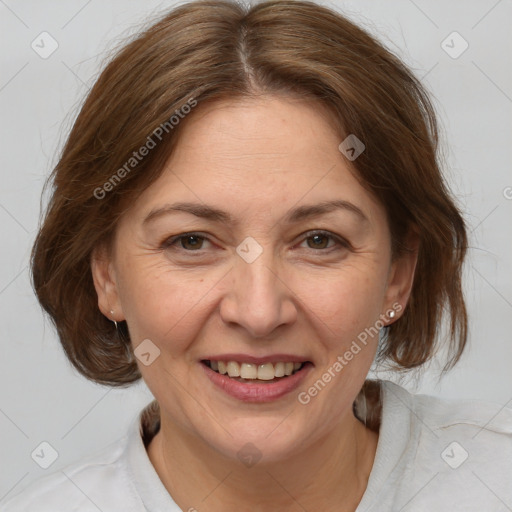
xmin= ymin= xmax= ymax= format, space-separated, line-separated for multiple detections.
xmin=142 ymin=199 xmax=369 ymax=226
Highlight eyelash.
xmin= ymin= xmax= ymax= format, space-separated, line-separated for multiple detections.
xmin=160 ymin=230 xmax=349 ymax=254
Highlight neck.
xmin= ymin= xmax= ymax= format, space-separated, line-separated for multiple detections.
xmin=147 ymin=409 xmax=379 ymax=512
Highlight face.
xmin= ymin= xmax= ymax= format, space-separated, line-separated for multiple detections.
xmin=93 ymin=95 xmax=416 ymax=462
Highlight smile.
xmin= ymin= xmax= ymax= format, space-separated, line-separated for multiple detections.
xmin=200 ymin=359 xmax=313 ymax=402
xmin=203 ymin=360 xmax=305 ymax=381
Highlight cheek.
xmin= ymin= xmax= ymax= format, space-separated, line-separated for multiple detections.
xmin=117 ymin=246 xmax=388 ymax=360
xmin=293 ymin=263 xmax=387 ymax=338
xmin=292 ymin=269 xmax=385 ymax=418
xmin=117 ymin=260 xmax=218 ymax=353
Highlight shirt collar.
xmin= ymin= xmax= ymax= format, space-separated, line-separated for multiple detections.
xmin=125 ymin=400 xmax=181 ymax=511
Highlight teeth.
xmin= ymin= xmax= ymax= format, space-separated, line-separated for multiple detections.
xmin=257 ymin=363 xmax=275 ymax=380
xmin=207 ymin=360 xmax=305 ymax=380
xmin=240 ymin=363 xmax=258 ymax=379
xmin=274 ymin=362 xmax=285 ymax=377
xmin=218 ymin=361 xmax=227 ymax=375
xmin=226 ymin=361 xmax=240 ymax=377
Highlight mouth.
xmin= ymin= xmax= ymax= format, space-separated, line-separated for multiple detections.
xmin=201 ymin=359 xmax=308 ymax=382
xmin=200 ymin=358 xmax=313 ymax=402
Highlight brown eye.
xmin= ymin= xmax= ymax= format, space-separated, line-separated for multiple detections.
xmin=179 ymin=235 xmax=205 ymax=250
xmin=298 ymin=230 xmax=349 ymax=253
xmin=161 ymin=233 xmax=210 ymax=252
xmin=306 ymin=233 xmax=330 ymax=249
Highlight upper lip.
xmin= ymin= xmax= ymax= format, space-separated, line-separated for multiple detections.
xmin=202 ymin=354 xmax=311 ymax=365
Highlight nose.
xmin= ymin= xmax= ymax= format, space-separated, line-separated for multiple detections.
xmin=219 ymin=251 xmax=298 ymax=339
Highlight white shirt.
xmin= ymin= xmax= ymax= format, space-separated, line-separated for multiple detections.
xmin=3 ymin=381 xmax=512 ymax=511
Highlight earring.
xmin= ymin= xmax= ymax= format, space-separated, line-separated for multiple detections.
xmin=388 ymin=310 xmax=396 ymax=319
xmin=110 ymin=310 xmax=118 ymax=329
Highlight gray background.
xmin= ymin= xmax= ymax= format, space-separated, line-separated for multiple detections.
xmin=1 ymin=0 xmax=511 ymax=502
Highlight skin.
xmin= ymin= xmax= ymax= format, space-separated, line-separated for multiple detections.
xmin=92 ymin=94 xmax=418 ymax=511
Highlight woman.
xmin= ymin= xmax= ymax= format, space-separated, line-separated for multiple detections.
xmin=4 ymin=0 xmax=511 ymax=510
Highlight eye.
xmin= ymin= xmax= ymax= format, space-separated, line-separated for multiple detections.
xmin=160 ymin=230 xmax=349 ymax=254
xmin=299 ymin=230 xmax=348 ymax=251
xmin=161 ymin=233 xmax=211 ymax=251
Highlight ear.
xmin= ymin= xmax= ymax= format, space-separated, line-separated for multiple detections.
xmin=91 ymin=244 xmax=125 ymax=323
xmin=383 ymin=229 xmax=419 ymax=323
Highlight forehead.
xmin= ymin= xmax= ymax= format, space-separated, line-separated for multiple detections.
xmin=125 ymin=95 xmax=385 ymax=227
xmin=172 ymin=94 xmax=342 ymax=169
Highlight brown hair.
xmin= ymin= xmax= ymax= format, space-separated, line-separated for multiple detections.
xmin=31 ymin=0 xmax=468 ymax=386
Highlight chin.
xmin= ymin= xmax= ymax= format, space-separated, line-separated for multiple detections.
xmin=202 ymin=417 xmax=308 ymax=465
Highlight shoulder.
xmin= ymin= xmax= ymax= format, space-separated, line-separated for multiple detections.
xmin=376 ymin=381 xmax=512 ymax=510
xmin=382 ymin=380 xmax=512 ymax=437
xmin=381 ymin=380 xmax=512 ymax=465
xmin=2 ymin=433 xmax=142 ymax=512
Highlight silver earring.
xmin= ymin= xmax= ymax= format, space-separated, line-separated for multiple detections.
xmin=110 ymin=310 xmax=118 ymax=329
xmin=389 ymin=310 xmax=396 ymax=319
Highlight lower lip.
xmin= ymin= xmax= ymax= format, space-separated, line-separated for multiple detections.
xmin=201 ymin=362 xmax=313 ymax=403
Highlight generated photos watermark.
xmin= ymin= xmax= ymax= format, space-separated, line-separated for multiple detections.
xmin=297 ymin=302 xmax=403 ymax=405
xmin=338 ymin=134 xmax=365 ymax=161
xmin=93 ymin=97 xmax=198 ymax=200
